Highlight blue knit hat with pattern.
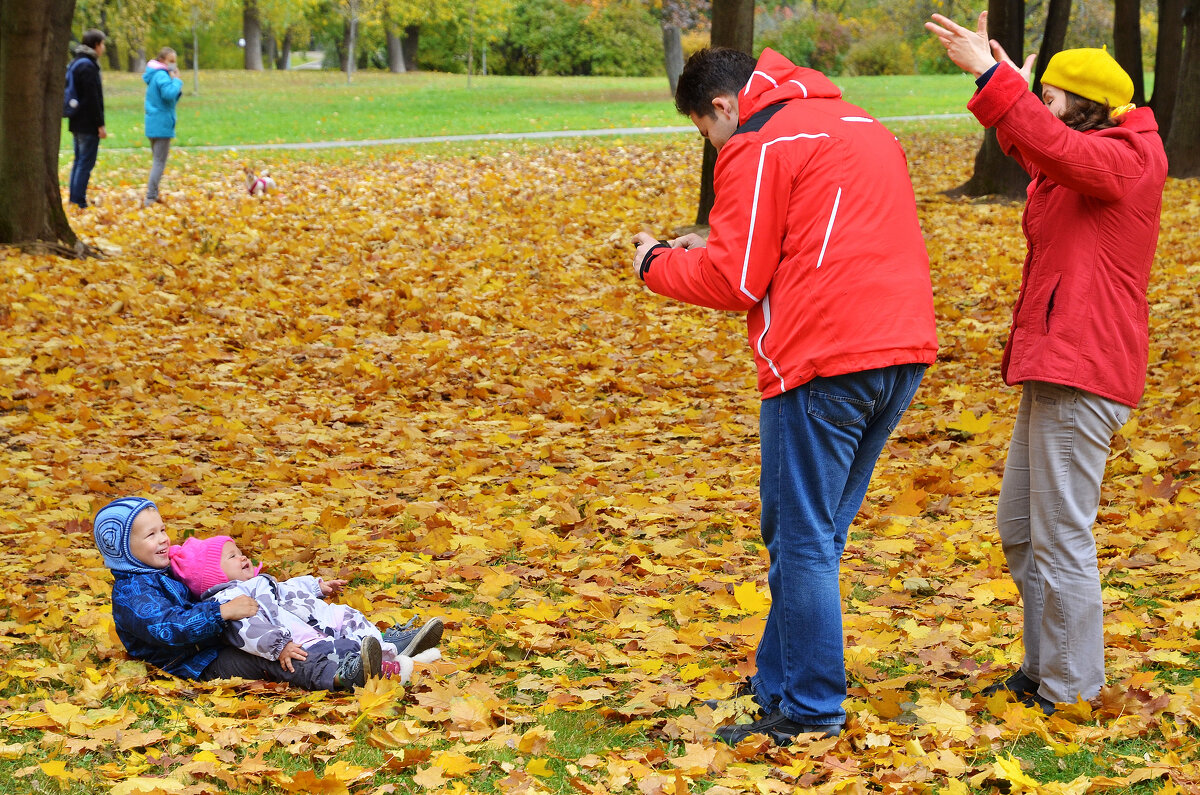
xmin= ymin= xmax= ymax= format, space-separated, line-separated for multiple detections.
xmin=93 ymin=497 xmax=161 ymax=573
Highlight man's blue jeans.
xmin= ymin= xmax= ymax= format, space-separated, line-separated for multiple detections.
xmin=752 ymin=363 xmax=926 ymax=727
xmin=69 ymin=132 xmax=100 ymax=208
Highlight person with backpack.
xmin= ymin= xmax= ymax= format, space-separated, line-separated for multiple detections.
xmin=65 ymin=29 xmax=107 ymax=209
xmin=142 ymin=46 xmax=184 ymax=207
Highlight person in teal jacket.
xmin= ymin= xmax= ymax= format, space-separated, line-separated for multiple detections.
xmin=143 ymin=46 xmax=183 ymax=207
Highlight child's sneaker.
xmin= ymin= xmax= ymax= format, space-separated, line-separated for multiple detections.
xmin=335 ymin=651 xmax=364 ymax=689
xmin=382 ymin=617 xmax=444 ymax=657
xmin=335 ymin=636 xmax=383 ymax=689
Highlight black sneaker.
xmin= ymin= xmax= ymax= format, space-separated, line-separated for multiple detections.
xmin=714 ymin=709 xmax=842 ymax=746
xmin=981 ymin=669 xmax=1039 ymax=698
xmin=335 ymin=636 xmax=383 ymax=689
xmin=335 ymin=651 xmax=363 ymax=689
xmin=382 ymin=617 xmax=444 ymax=657
xmin=702 ymin=677 xmax=759 ymax=710
xmin=1021 ymin=692 xmax=1057 ymax=715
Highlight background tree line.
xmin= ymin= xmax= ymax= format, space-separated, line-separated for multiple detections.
xmin=3 ymin=0 xmax=1197 ymax=249
xmin=67 ymin=0 xmax=1162 ymax=78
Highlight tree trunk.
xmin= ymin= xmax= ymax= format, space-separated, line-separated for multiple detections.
xmin=127 ymin=48 xmax=146 ymax=73
xmin=662 ymin=23 xmax=684 ymax=95
xmin=99 ymin=3 xmax=120 ymax=70
xmin=385 ymin=29 xmax=406 ymax=72
xmin=1153 ymin=0 xmax=1186 ymax=141
xmin=345 ymin=15 xmax=357 ymax=83
xmin=711 ymin=0 xmax=756 ymax=52
xmin=467 ymin=1 xmax=476 ymax=86
xmin=277 ymin=29 xmax=293 ymax=71
xmin=1032 ymin=0 xmax=1071 ymax=96
xmin=264 ymin=28 xmax=278 ymax=71
xmin=696 ymin=0 xmax=755 ymax=226
xmin=402 ymin=25 xmax=421 ymax=72
xmin=384 ymin=13 xmax=407 ymax=73
xmin=952 ymin=0 xmax=1030 ymax=199
xmin=244 ymin=0 xmax=263 ymax=70
xmin=1166 ymin=0 xmax=1200 ymax=175
xmin=0 ymin=0 xmax=80 ymax=251
xmin=192 ymin=25 xmax=200 ymax=95
xmin=1114 ymin=0 xmax=1146 ymax=105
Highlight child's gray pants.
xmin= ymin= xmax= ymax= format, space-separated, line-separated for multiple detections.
xmin=145 ymin=137 xmax=171 ymax=203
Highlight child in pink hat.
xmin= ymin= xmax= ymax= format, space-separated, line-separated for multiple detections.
xmin=169 ymin=535 xmax=444 ymax=686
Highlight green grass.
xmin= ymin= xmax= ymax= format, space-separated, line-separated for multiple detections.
xmin=1006 ymin=735 xmax=1164 ymax=793
xmin=68 ymin=69 xmax=980 ymax=151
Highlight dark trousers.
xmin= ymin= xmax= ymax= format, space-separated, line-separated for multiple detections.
xmin=199 ymin=638 xmax=357 ymax=691
xmin=69 ymin=132 xmax=100 ymax=208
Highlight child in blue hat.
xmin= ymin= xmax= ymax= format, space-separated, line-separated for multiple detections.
xmin=93 ymin=496 xmax=391 ymax=689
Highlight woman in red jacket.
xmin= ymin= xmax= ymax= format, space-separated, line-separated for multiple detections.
xmin=926 ymin=13 xmax=1167 ymax=713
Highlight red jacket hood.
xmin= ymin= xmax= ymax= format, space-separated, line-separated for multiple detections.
xmin=1116 ymin=106 xmax=1158 ymax=134
xmin=738 ymin=48 xmax=842 ymax=123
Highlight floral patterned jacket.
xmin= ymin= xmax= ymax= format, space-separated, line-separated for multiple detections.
xmin=202 ymin=573 xmax=381 ymax=661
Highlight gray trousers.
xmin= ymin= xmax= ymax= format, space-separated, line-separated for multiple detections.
xmin=199 ymin=638 xmax=357 ymax=691
xmin=997 ymin=380 xmax=1131 ymax=705
xmin=146 ymin=137 xmax=171 ymax=202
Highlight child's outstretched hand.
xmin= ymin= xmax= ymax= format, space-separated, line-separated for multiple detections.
xmin=278 ymin=641 xmax=307 ymax=672
xmin=320 ymin=579 xmax=348 ymax=596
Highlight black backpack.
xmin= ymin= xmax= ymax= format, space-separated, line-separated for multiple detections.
xmin=63 ymin=58 xmax=86 ymax=118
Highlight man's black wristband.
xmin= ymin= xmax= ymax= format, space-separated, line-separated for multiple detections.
xmin=639 ymin=243 xmax=669 ymax=281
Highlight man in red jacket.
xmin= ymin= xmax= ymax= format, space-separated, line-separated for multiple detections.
xmin=632 ymin=47 xmax=938 ymax=744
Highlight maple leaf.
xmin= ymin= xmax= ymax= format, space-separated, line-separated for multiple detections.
xmin=732 ymin=581 xmax=769 ymax=614
xmin=946 ymin=409 xmax=994 ymax=436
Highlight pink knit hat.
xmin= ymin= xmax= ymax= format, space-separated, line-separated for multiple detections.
xmin=168 ymin=535 xmax=235 ymax=597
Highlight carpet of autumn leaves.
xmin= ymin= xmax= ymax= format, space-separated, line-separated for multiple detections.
xmin=1 ymin=131 xmax=1199 ymax=794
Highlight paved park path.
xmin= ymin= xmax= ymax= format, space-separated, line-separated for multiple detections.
xmin=102 ymin=115 xmax=971 ymax=153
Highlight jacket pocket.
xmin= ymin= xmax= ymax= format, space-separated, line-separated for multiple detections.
xmin=1040 ymin=273 xmax=1062 ymax=334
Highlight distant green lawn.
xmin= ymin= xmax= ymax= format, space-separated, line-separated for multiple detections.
xmin=69 ymin=69 xmax=981 ymax=150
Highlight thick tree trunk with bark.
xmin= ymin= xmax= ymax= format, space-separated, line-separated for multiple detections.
xmin=383 ymin=11 xmax=407 ymax=73
xmin=385 ymin=28 xmax=406 ymax=73
xmin=244 ymin=0 xmax=263 ymax=71
xmin=1032 ymin=0 xmax=1071 ymax=95
xmin=402 ymin=25 xmax=420 ymax=72
xmin=1166 ymin=0 xmax=1200 ymax=175
xmin=952 ymin=0 xmax=1030 ymax=198
xmin=1114 ymin=0 xmax=1146 ymax=105
xmin=127 ymin=48 xmax=146 ymax=73
xmin=0 ymin=0 xmax=81 ymax=251
xmin=662 ymin=24 xmax=684 ymax=95
xmin=696 ymin=0 xmax=755 ymax=226
xmin=1154 ymin=0 xmax=1186 ymax=141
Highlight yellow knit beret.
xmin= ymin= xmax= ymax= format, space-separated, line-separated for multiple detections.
xmin=1042 ymin=47 xmax=1134 ymax=108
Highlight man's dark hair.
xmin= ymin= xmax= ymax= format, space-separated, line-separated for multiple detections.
xmin=81 ymin=29 xmax=106 ymax=49
xmin=675 ymin=48 xmax=757 ymax=118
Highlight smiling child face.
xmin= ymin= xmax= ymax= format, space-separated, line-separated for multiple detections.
xmin=219 ymin=541 xmax=256 ymax=581
xmin=129 ymin=508 xmax=171 ymax=569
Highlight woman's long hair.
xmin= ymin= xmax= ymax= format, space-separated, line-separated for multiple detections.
xmin=1059 ymin=90 xmax=1119 ymax=132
